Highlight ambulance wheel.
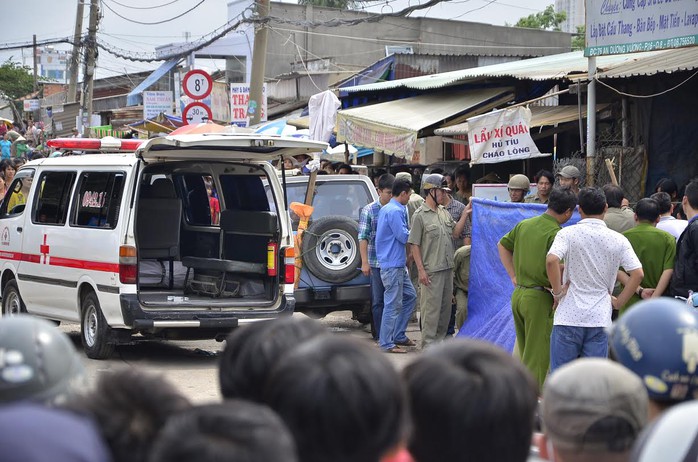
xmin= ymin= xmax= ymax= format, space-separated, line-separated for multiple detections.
xmin=81 ymin=292 xmax=115 ymax=360
xmin=2 ymin=279 xmax=26 ymax=316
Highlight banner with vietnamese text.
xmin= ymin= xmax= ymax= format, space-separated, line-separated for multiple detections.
xmin=468 ymin=107 xmax=549 ymax=165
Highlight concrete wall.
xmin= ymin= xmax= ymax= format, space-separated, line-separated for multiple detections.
xmin=265 ymin=2 xmax=572 ymax=79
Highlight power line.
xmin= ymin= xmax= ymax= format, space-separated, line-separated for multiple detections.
xmin=105 ymin=0 xmax=182 ymax=10
xmin=101 ymin=0 xmax=208 ymax=26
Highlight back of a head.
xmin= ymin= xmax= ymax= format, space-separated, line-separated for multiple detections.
xmin=655 ymin=178 xmax=679 ymax=198
xmin=219 ymin=317 xmax=327 ymax=402
xmin=602 ymin=184 xmax=625 ymax=208
xmin=402 ymin=339 xmax=538 ymax=462
xmin=66 ymin=368 xmax=191 ymax=462
xmin=579 ymin=187 xmax=607 ymax=215
xmin=264 ymin=336 xmax=408 ymax=462
xmin=634 ymin=198 xmax=660 ymax=223
xmin=609 ymin=298 xmax=698 ymax=404
xmin=542 ymin=358 xmax=648 ymax=456
xmin=631 ymin=400 xmax=698 ymax=462
xmin=379 ymin=173 xmax=397 ymax=190
xmin=0 ymin=315 xmax=84 ymax=406
xmin=149 ymin=401 xmax=296 ymax=462
xmin=0 ymin=403 xmax=111 ymax=462
xmin=650 ymin=192 xmax=672 ymax=215
xmin=392 ymin=178 xmax=412 ymax=197
xmin=547 ymin=186 xmax=578 ymax=215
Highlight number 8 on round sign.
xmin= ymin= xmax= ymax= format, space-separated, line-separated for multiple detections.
xmin=182 ymin=69 xmax=213 ymax=100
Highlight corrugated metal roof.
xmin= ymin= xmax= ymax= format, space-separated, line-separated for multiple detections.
xmin=342 ymin=48 xmax=696 ymax=93
xmin=597 ymin=47 xmax=698 ymax=78
xmin=435 ymin=104 xmax=610 ymax=136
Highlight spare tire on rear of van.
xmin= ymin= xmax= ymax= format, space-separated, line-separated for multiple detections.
xmin=301 ymin=215 xmax=361 ymax=284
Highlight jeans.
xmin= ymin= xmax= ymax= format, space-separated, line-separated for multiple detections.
xmin=379 ymin=266 xmax=417 ymax=350
xmin=370 ymin=267 xmax=384 ymax=340
xmin=550 ymin=325 xmax=608 ymax=373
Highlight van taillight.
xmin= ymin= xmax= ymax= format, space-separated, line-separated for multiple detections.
xmin=283 ymin=247 xmax=295 ymax=285
xmin=267 ymin=241 xmax=278 ymax=276
xmin=119 ymin=245 xmax=137 ymax=284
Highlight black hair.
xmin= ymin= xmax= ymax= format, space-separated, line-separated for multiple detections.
xmin=650 ymin=192 xmax=672 ymax=215
xmin=219 ymin=317 xmax=327 ymax=402
xmin=547 ymin=186 xmax=577 ymax=215
xmin=403 ymin=339 xmax=538 ymax=462
xmin=535 ymin=169 xmax=555 ymax=185
xmin=685 ymin=178 xmax=698 ymax=211
xmin=377 ymin=173 xmax=395 ymax=191
xmin=635 ymin=197 xmax=660 ymax=222
xmin=372 ymin=168 xmax=387 ymax=180
xmin=675 ymin=202 xmax=688 ymax=220
xmin=602 ymin=184 xmax=625 ymax=208
xmin=655 ymin=177 xmax=679 ymax=199
xmin=579 ymin=187 xmax=608 ymax=216
xmin=149 ymin=401 xmax=297 ymax=462
xmin=455 ymin=165 xmax=470 ymax=180
xmin=65 ymin=368 xmax=192 ymax=462
xmin=430 ymin=168 xmax=444 ymax=174
xmin=263 ymin=336 xmax=408 ymax=462
xmin=337 ymin=164 xmax=352 ymax=173
xmin=316 ymin=170 xmax=328 ymax=175
xmin=392 ymin=178 xmax=412 ymax=197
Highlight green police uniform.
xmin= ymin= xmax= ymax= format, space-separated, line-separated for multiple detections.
xmin=499 ymin=212 xmax=561 ymax=389
xmin=408 ymin=203 xmax=456 ymax=348
xmin=621 ymin=223 xmax=676 ymax=315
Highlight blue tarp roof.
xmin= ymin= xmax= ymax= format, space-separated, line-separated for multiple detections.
xmin=126 ymin=58 xmax=180 ymax=106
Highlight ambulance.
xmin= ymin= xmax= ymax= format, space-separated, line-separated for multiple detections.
xmin=0 ymin=133 xmax=326 ymax=359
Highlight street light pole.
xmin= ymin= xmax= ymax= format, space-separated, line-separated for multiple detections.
xmin=68 ymin=0 xmax=85 ymax=103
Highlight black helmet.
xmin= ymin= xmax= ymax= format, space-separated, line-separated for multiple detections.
xmin=609 ymin=299 xmax=698 ymax=403
xmin=0 ymin=316 xmax=84 ymax=405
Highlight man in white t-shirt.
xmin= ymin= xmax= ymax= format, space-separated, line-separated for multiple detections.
xmin=546 ymin=187 xmax=643 ymax=372
xmin=652 ymin=191 xmax=688 ymax=241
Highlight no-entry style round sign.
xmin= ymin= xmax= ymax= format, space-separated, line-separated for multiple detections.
xmin=182 ymin=69 xmax=213 ymax=100
xmin=182 ymin=102 xmax=213 ymax=125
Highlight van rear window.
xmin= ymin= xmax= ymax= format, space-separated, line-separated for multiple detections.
xmin=71 ymin=172 xmax=125 ymax=229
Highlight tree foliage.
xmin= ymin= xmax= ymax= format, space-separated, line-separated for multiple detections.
xmin=572 ymin=25 xmax=586 ymax=50
xmin=514 ymin=5 xmax=567 ymax=31
xmin=0 ymin=60 xmax=35 ymax=101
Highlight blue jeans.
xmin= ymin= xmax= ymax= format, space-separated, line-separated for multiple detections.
xmin=550 ymin=325 xmax=608 ymax=372
xmin=370 ymin=267 xmax=384 ymax=340
xmin=379 ymin=266 xmax=417 ymax=350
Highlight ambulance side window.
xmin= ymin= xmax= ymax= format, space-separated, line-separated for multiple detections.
xmin=32 ymin=171 xmax=77 ymax=225
xmin=0 ymin=169 xmax=35 ymax=217
xmin=71 ymin=172 xmax=126 ymax=229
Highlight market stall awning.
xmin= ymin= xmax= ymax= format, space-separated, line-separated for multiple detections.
xmin=434 ymin=104 xmax=610 ymax=137
xmin=336 ymin=87 xmax=513 ymax=159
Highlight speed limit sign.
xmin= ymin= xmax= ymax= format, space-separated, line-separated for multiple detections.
xmin=182 ymin=69 xmax=213 ymax=100
xmin=182 ymin=101 xmax=213 ymax=125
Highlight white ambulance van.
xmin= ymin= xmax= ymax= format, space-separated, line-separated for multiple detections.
xmin=0 ymin=133 xmax=326 ymax=359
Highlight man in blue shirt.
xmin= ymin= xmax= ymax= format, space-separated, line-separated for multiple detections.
xmin=376 ymin=179 xmax=417 ymax=353
xmin=359 ymin=173 xmax=395 ymax=340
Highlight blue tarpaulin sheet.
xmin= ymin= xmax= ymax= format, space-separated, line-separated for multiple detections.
xmin=456 ymin=198 xmax=581 ymax=352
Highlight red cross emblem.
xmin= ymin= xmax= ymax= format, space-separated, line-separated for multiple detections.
xmin=40 ymin=234 xmax=50 ymax=264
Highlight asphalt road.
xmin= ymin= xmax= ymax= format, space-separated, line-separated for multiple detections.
xmin=61 ymin=311 xmax=422 ymax=403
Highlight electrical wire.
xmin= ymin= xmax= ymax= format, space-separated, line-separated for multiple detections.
xmin=451 ymin=0 xmax=498 ymax=20
xmin=104 ymin=0 xmax=182 ymax=10
xmin=101 ymin=0 xmax=208 ymax=26
xmin=594 ymin=69 xmax=698 ymax=99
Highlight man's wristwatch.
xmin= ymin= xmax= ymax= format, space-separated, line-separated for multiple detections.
xmin=636 ymin=287 xmax=644 ymax=297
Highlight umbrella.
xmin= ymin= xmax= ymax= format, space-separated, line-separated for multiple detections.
xmin=169 ymin=122 xmax=232 ymax=135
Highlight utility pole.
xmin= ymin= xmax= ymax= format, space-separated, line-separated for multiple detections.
xmin=79 ymin=0 xmax=99 ymax=137
xmin=68 ymin=0 xmax=85 ymax=103
xmin=32 ymin=35 xmax=38 ymax=92
xmin=247 ymin=0 xmax=269 ymax=126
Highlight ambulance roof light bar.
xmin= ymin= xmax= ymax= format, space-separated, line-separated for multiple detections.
xmin=47 ymin=136 xmax=145 ymax=152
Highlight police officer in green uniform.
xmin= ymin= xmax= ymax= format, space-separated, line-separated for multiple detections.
xmin=619 ymin=198 xmax=676 ymax=315
xmin=497 ymin=187 xmax=577 ymax=388
xmin=409 ymin=174 xmax=470 ymax=349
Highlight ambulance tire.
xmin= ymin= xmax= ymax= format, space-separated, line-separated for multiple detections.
xmin=2 ymin=279 xmax=26 ymax=316
xmin=80 ymin=292 xmax=115 ymax=360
